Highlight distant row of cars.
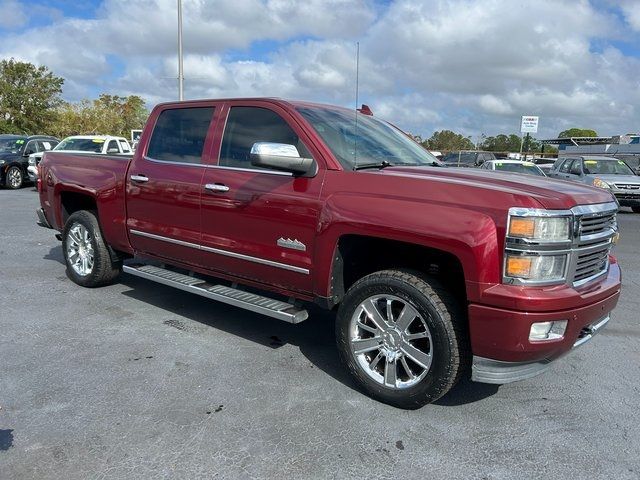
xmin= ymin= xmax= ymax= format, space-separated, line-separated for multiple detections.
xmin=0 ymin=134 xmax=132 ymax=189
xmin=438 ymin=149 xmax=640 ymax=212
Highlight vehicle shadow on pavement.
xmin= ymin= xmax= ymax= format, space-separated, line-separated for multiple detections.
xmin=43 ymin=245 xmax=500 ymax=407
xmin=44 ymin=245 xmax=65 ymax=265
xmin=117 ymin=274 xmax=358 ymax=393
xmin=117 ymin=273 xmax=500 ymax=407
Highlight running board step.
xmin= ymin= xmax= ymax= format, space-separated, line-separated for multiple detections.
xmin=123 ymin=264 xmax=308 ymax=324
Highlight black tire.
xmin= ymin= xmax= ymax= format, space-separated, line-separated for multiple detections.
xmin=62 ymin=210 xmax=122 ymax=287
xmin=5 ymin=166 xmax=23 ymax=189
xmin=336 ymin=269 xmax=468 ymax=409
xmin=632 ymin=207 xmax=640 ymax=214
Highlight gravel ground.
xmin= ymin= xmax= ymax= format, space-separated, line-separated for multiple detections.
xmin=1 ymin=188 xmax=638 ymax=480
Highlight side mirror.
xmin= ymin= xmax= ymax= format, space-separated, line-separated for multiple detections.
xmin=250 ymin=142 xmax=316 ymax=176
xmin=23 ymin=149 xmax=35 ymax=157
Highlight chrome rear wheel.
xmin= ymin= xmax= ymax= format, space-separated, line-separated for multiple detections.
xmin=66 ymin=223 xmax=95 ymax=276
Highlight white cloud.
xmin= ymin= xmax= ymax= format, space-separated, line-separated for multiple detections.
xmin=0 ymin=0 xmax=28 ymax=29
xmin=1 ymin=0 xmax=639 ymax=139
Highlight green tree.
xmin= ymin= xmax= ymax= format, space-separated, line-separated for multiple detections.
xmin=0 ymin=58 xmax=64 ymax=134
xmin=480 ymin=134 xmax=522 ymax=152
xmin=558 ymin=128 xmax=598 ymax=138
xmin=422 ymin=130 xmax=475 ymax=151
xmin=49 ymin=94 xmax=149 ymax=138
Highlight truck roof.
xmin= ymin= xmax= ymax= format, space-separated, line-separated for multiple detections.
xmin=153 ymin=97 xmax=353 ymax=113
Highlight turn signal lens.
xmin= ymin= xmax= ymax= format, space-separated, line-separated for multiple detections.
xmin=506 ymin=256 xmax=532 ymax=277
xmin=505 ymin=254 xmax=567 ymax=282
xmin=508 ymin=218 xmax=535 ymax=238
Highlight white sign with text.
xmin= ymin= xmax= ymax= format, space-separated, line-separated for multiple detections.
xmin=520 ymin=116 xmax=539 ymax=133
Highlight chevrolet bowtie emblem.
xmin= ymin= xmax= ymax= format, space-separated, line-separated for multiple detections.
xmin=277 ymin=237 xmax=306 ymax=251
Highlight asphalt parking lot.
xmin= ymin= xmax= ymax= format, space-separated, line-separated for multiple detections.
xmin=1 ymin=188 xmax=639 ymax=480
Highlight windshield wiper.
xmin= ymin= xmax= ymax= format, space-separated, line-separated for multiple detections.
xmin=354 ymin=160 xmax=392 ymax=170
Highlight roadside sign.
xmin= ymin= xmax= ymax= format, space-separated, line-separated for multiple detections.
xmin=521 ymin=116 xmax=539 ymax=133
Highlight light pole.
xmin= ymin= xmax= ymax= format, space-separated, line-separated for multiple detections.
xmin=177 ymin=0 xmax=184 ymax=101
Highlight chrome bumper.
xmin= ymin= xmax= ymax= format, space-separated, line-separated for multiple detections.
xmin=471 ymin=314 xmax=610 ymax=384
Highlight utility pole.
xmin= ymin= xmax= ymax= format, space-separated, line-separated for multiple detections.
xmin=177 ymin=0 xmax=184 ymax=101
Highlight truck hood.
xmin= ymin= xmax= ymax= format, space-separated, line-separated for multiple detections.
xmin=378 ymin=166 xmax=615 ymax=210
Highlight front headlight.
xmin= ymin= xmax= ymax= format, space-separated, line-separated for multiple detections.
xmin=507 ymin=215 xmax=571 ymax=242
xmin=593 ymin=178 xmax=610 ymax=189
xmin=505 ymin=253 xmax=568 ymax=282
xmin=0 ymin=159 xmax=5 ymax=165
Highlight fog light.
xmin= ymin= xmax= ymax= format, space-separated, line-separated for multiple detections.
xmin=529 ymin=320 xmax=567 ymax=342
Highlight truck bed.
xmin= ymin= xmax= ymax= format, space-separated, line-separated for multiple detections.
xmin=39 ymin=151 xmax=132 ymax=253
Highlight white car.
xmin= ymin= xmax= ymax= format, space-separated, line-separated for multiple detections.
xmin=28 ymin=135 xmax=133 ymax=181
xmin=479 ymin=159 xmax=546 ymax=176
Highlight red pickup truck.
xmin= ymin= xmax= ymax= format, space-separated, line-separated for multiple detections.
xmin=36 ymin=98 xmax=621 ymax=408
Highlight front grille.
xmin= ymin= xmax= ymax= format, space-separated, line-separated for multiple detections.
xmin=613 ymin=183 xmax=640 ymax=190
xmin=579 ymin=212 xmax=616 ymax=237
xmin=574 ymin=246 xmax=609 ymax=283
xmin=615 ymin=193 xmax=640 ymax=200
xmin=572 ymin=207 xmax=617 ymax=285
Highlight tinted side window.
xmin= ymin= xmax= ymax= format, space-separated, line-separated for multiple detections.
xmin=219 ymin=107 xmax=311 ymax=169
xmin=559 ymin=159 xmax=574 ymax=173
xmin=570 ymin=159 xmax=583 ymax=175
xmin=24 ymin=141 xmax=39 ymax=154
xmin=147 ymin=107 xmax=214 ymax=164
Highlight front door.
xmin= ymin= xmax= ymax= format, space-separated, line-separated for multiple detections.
xmin=126 ymin=104 xmax=217 ymax=266
xmin=199 ymin=103 xmax=325 ymax=294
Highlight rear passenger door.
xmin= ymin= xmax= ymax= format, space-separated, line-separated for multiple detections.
xmin=199 ymin=102 xmax=325 ymax=293
xmin=126 ymin=105 xmax=217 ymax=267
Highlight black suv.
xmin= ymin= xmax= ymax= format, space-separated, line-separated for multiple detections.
xmin=0 ymin=134 xmax=60 ymax=189
xmin=442 ymin=150 xmax=496 ymax=167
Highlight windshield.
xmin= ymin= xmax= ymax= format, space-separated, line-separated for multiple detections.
xmin=583 ymin=159 xmax=634 ymax=175
xmin=442 ymin=152 xmax=476 ymax=164
xmin=296 ymin=106 xmax=440 ymax=169
xmin=493 ymin=162 xmax=545 ymax=176
xmin=0 ymin=138 xmax=26 ymax=153
xmin=55 ymin=138 xmax=104 ymax=153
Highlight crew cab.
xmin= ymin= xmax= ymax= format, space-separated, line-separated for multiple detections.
xmin=36 ymin=99 xmax=621 ymax=408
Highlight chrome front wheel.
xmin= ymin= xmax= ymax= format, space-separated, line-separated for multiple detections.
xmin=350 ymin=294 xmax=433 ymax=389
xmin=66 ymin=223 xmax=95 ymax=276
xmin=336 ymin=270 xmax=466 ymax=408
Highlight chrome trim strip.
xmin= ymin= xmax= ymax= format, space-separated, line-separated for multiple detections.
xmin=208 ymin=165 xmax=293 ymax=176
xmin=129 ymin=229 xmax=309 ymax=275
xmin=199 ymin=243 xmax=309 ymax=274
xmin=142 ymin=156 xmax=294 ymax=176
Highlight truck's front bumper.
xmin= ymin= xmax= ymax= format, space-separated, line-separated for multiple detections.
xmin=468 ymin=262 xmax=621 ymax=384
xmin=472 ymin=314 xmax=610 ymax=383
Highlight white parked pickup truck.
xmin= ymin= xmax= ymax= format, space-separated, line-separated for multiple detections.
xmin=28 ymin=135 xmax=133 ymax=181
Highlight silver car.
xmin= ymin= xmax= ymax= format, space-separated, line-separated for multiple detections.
xmin=548 ymin=155 xmax=640 ymax=213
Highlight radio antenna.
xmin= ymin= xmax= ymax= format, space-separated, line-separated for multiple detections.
xmin=353 ymin=41 xmax=360 ymax=171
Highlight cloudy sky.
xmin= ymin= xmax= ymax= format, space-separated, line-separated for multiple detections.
xmin=1 ymin=0 xmax=639 ymax=139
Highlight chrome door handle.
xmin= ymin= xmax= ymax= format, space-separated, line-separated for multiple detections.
xmin=130 ymin=174 xmax=149 ymax=183
xmin=205 ymin=183 xmax=230 ymax=193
